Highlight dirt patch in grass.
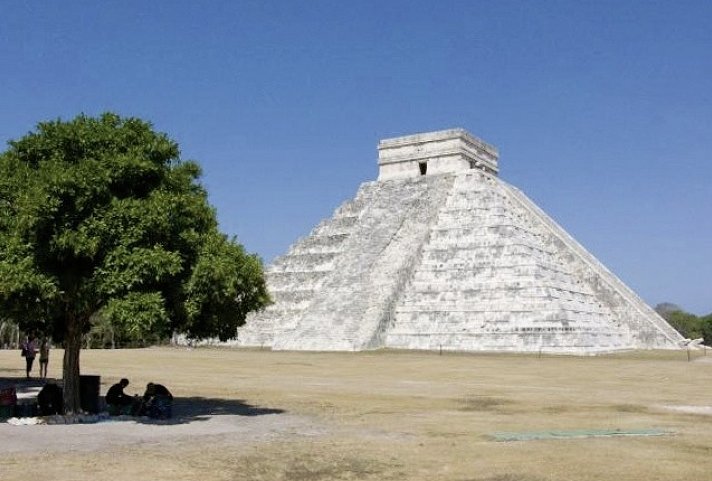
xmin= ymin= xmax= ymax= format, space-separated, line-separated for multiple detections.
xmin=611 ymin=403 xmax=648 ymax=413
xmin=458 ymin=396 xmax=513 ymax=412
xmin=660 ymin=404 xmax=712 ymax=416
xmin=234 ymin=443 xmax=405 ymax=481
xmin=541 ymin=403 xmax=648 ymax=415
xmin=469 ymin=476 xmax=549 ymax=481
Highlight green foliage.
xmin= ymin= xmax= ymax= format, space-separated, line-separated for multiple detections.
xmin=700 ymin=314 xmax=712 ymax=347
xmin=655 ymin=303 xmax=712 ymax=345
xmin=666 ymin=310 xmax=703 ymax=339
xmin=0 ymin=112 xmax=269 ymax=343
xmin=103 ymin=291 xmax=170 ymax=340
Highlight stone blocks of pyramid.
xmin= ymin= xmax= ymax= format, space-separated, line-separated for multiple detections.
xmin=238 ymin=129 xmax=683 ymax=353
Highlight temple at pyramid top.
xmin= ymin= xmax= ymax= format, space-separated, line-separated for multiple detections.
xmin=377 ymin=128 xmax=499 ymax=180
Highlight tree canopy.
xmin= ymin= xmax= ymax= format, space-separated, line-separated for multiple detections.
xmin=655 ymin=303 xmax=712 ymax=343
xmin=0 ymin=112 xmax=269 ymax=411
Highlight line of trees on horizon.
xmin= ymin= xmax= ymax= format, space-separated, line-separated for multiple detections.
xmin=655 ymin=303 xmax=712 ymax=344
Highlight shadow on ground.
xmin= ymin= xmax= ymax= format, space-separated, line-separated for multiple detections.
xmin=1 ymin=376 xmax=285 ymax=425
xmin=170 ymin=396 xmax=285 ymax=422
xmin=105 ymin=397 xmax=286 ymax=425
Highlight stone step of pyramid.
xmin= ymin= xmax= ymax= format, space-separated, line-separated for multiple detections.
xmin=269 ymin=175 xmax=454 ymax=350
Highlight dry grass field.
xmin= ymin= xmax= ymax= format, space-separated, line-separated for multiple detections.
xmin=1 ymin=347 xmax=711 ymax=481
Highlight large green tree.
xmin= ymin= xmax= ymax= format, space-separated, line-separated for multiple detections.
xmin=0 ymin=113 xmax=269 ymax=412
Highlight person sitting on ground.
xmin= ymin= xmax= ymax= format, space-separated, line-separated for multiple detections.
xmin=37 ymin=383 xmax=63 ymax=416
xmin=106 ymin=378 xmax=135 ymax=415
xmin=141 ymin=382 xmax=173 ymax=419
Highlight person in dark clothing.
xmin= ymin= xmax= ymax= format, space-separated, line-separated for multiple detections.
xmin=106 ymin=378 xmax=135 ymax=415
xmin=21 ymin=336 xmax=37 ymax=379
xmin=141 ymin=382 xmax=173 ymax=419
xmin=143 ymin=382 xmax=172 ymax=400
xmin=38 ymin=338 xmax=50 ymax=379
xmin=37 ymin=383 xmax=63 ymax=416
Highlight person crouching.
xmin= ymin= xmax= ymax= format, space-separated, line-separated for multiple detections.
xmin=141 ymin=382 xmax=173 ymax=419
xmin=105 ymin=378 xmax=138 ymax=415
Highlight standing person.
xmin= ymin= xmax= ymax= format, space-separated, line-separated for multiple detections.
xmin=21 ymin=335 xmax=37 ymax=379
xmin=39 ymin=338 xmax=50 ymax=379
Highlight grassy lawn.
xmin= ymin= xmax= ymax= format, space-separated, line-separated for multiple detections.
xmin=1 ymin=347 xmax=711 ymax=481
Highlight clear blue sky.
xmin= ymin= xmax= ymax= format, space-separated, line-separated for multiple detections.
xmin=1 ymin=1 xmax=710 ymax=314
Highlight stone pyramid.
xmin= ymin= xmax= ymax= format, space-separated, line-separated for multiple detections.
xmin=238 ymin=129 xmax=683 ymax=353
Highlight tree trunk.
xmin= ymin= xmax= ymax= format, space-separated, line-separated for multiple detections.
xmin=63 ymin=316 xmax=83 ymax=414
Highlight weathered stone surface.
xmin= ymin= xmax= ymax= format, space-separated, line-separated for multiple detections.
xmin=378 ymin=129 xmax=498 ymax=180
xmin=237 ymin=130 xmax=683 ymax=353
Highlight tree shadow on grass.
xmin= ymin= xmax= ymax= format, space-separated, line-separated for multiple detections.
xmin=1 ymin=376 xmax=285 ymax=426
xmin=127 ymin=396 xmax=286 ymax=425
xmin=176 ymin=396 xmax=284 ymax=419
